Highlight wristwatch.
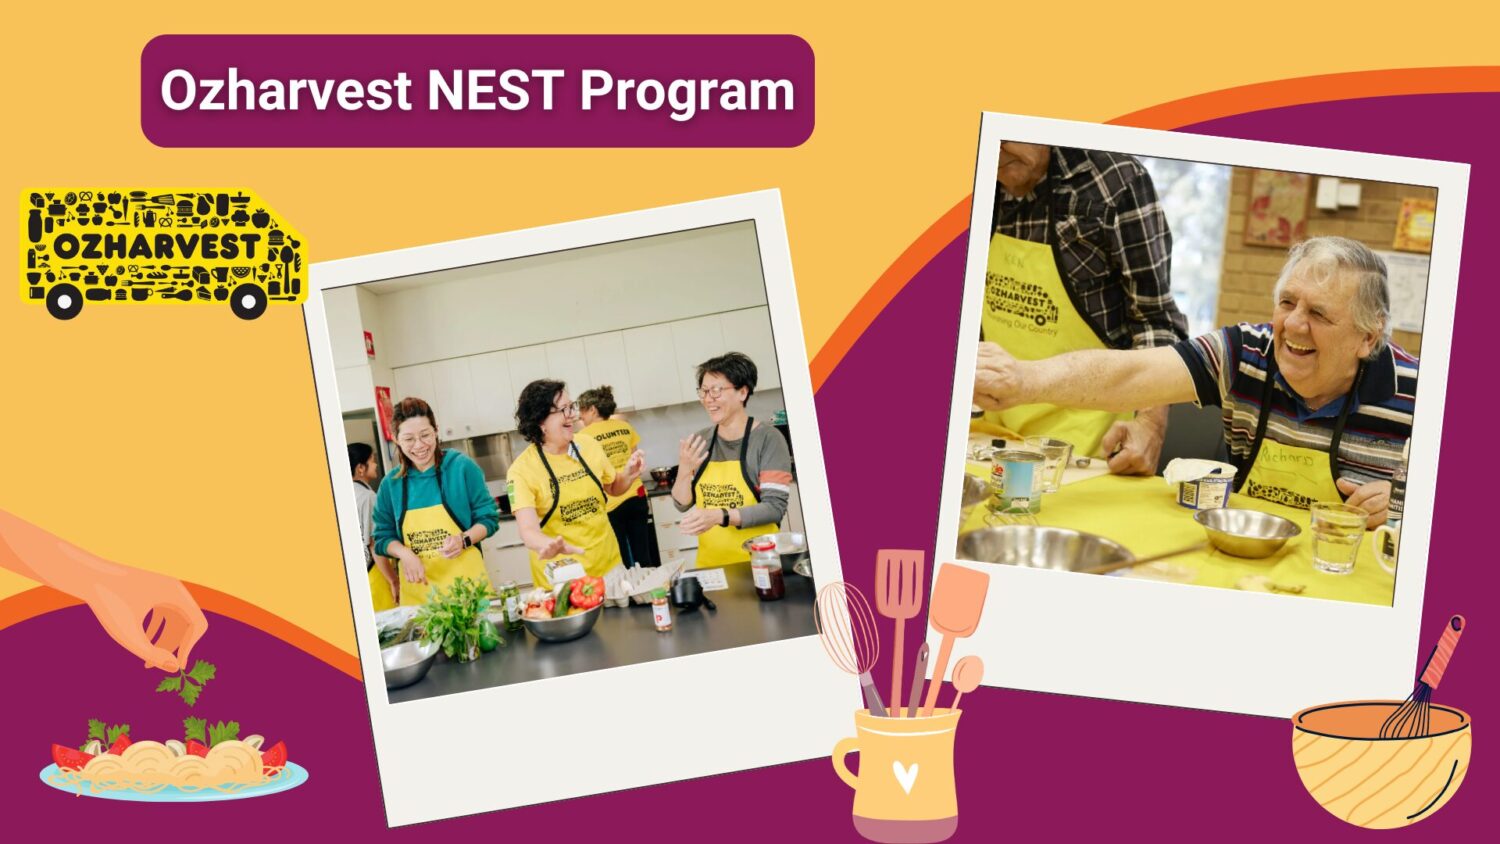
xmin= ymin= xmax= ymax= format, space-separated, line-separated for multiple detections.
xmin=720 ymin=509 xmax=731 ymax=527
xmin=462 ymin=535 xmax=473 ymax=549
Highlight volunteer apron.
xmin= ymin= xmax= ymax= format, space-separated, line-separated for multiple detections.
xmin=981 ymin=231 xmax=1132 ymax=457
xmin=530 ymin=443 xmax=621 ymax=587
xmin=691 ymin=419 xmax=778 ymax=567
xmin=1235 ymin=353 xmax=1364 ymax=509
xmin=361 ymin=480 xmax=397 ymax=612
xmin=396 ymin=458 xmax=490 ymax=608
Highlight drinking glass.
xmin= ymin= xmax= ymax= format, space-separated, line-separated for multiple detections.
xmin=1024 ymin=437 xmax=1073 ymax=493
xmin=1310 ymin=502 xmax=1367 ymax=575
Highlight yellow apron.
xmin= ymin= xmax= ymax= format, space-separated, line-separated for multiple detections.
xmin=529 ymin=442 xmax=622 ymax=588
xmin=578 ymin=418 xmax=644 ymax=512
xmin=981 ymin=231 xmax=1131 ymax=457
xmin=691 ymin=419 xmax=778 ymax=567
xmin=369 ymin=566 xmax=397 ymax=612
xmin=1236 ymin=356 xmax=1362 ymax=509
xmin=396 ymin=462 xmax=490 ymax=607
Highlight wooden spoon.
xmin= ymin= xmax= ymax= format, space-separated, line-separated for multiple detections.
xmin=950 ymin=655 xmax=984 ymax=711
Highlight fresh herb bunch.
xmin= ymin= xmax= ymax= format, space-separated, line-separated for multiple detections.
xmin=154 ymin=659 xmax=217 ymax=706
xmin=413 ymin=577 xmax=502 ymax=662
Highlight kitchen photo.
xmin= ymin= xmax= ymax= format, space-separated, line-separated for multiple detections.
xmin=955 ymin=138 xmax=1438 ymax=606
xmin=322 ymin=219 xmax=816 ymax=702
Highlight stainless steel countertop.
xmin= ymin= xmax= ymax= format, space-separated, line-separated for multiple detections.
xmin=387 ymin=562 xmax=816 ymax=703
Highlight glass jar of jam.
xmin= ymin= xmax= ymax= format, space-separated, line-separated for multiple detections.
xmin=750 ymin=540 xmax=785 ymax=601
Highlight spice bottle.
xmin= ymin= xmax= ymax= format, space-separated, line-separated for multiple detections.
xmin=750 ymin=540 xmax=786 ymax=601
xmin=652 ymin=588 xmax=672 ymax=632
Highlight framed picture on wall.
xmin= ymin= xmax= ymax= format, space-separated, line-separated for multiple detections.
xmin=1243 ymin=168 xmax=1311 ymax=247
xmin=1394 ymin=197 xmax=1437 ymax=253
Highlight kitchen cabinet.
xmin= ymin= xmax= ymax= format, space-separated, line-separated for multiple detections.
xmin=431 ymin=358 xmax=479 ymax=440
xmin=392 ymin=364 xmax=436 ymax=408
xmin=623 ymin=324 xmax=683 ymax=408
xmin=718 ymin=307 xmax=781 ymax=391
xmin=481 ymin=521 xmax=532 ymax=587
xmin=468 ymin=351 xmax=516 ymax=435
xmin=506 ymin=345 xmax=551 ymax=397
xmin=670 ymin=315 xmax=727 ymax=399
xmin=651 ymin=494 xmax=698 ymax=554
xmin=582 ymin=332 xmax=634 ymax=409
xmin=544 ymin=338 xmax=592 ymax=397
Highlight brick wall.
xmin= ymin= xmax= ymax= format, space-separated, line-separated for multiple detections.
xmin=1217 ymin=168 xmax=1434 ymax=355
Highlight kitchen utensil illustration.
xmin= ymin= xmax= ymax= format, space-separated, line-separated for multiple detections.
xmin=1381 ymin=615 xmax=1466 ymax=738
xmin=919 ymin=563 xmax=990 ymax=717
xmin=905 ymin=642 xmax=929 ymax=718
xmin=948 ymin=656 xmax=983 ymax=710
xmin=815 ymin=582 xmax=888 ymax=717
xmin=875 ymin=550 xmax=925 ymax=720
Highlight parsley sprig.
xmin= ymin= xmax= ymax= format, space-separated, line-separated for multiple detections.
xmin=183 ymin=717 xmax=240 ymax=746
xmin=155 ymin=659 xmax=217 ymax=707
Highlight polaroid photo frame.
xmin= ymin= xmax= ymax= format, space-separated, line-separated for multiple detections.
xmin=304 ymin=190 xmax=856 ymax=825
xmin=936 ymin=113 xmax=1468 ymax=718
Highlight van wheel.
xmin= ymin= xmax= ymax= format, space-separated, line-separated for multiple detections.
xmin=46 ymin=283 xmax=83 ymax=320
xmin=230 ymin=284 xmax=267 ymax=320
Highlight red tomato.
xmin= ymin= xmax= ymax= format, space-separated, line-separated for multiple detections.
xmin=186 ymin=739 xmax=210 ymax=758
xmin=107 ymin=734 xmax=132 ymax=755
xmin=52 ymin=744 xmax=94 ymax=770
xmin=260 ymin=741 xmax=287 ymax=773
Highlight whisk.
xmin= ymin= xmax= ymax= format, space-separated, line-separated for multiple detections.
xmin=1380 ymin=614 xmax=1466 ymax=739
xmin=815 ymin=582 xmax=887 ymax=716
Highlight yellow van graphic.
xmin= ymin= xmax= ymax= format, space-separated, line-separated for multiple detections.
xmin=21 ymin=189 xmax=305 ymax=320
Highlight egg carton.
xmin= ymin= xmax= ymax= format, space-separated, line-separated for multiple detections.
xmin=599 ymin=558 xmax=687 ymax=606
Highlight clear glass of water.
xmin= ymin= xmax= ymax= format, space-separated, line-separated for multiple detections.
xmin=1310 ymin=502 xmax=1367 ymax=575
xmin=1024 ymin=437 xmax=1073 ymax=493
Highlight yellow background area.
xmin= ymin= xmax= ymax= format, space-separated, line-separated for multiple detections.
xmin=2 ymin=3 xmax=1496 ymax=653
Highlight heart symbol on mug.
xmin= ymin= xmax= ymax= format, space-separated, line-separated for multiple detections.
xmin=892 ymin=761 xmax=920 ymax=795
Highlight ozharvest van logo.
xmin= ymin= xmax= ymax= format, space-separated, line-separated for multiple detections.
xmin=21 ymin=189 xmax=305 ymax=320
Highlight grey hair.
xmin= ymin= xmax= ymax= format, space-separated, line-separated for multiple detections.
xmin=1272 ymin=236 xmax=1391 ymax=357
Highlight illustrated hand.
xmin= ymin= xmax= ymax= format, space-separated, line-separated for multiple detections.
xmin=678 ymin=435 xmax=709 ymax=473
xmin=973 ymin=342 xmax=1024 ymax=411
xmin=439 ymin=534 xmax=466 ymax=559
xmin=399 ymin=554 xmax=428 ymax=585
xmin=1101 ymin=417 xmax=1167 ymax=476
xmin=538 ymin=535 xmax=585 ymax=560
xmin=76 ymin=567 xmax=208 ymax=673
xmin=679 ymin=507 xmax=721 ymax=536
xmin=1338 ymin=478 xmax=1392 ymax=528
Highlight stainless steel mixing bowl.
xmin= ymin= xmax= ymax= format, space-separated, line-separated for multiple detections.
xmin=956 ymin=525 xmax=1133 ymax=572
xmin=1194 ymin=508 xmax=1301 ymax=558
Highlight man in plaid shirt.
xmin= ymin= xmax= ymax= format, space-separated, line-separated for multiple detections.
xmin=978 ymin=142 xmax=1188 ymax=474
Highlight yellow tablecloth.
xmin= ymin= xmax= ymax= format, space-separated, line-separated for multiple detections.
xmin=960 ymin=466 xmax=1395 ymax=606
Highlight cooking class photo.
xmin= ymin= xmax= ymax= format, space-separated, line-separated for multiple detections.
xmin=321 ymin=218 xmax=815 ymax=702
xmin=956 ymin=135 xmax=1439 ymax=607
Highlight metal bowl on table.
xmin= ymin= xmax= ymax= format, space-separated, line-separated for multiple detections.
xmin=742 ymin=531 xmax=811 ymax=576
xmin=522 ymin=603 xmax=603 ymax=643
xmin=1194 ymin=508 xmax=1300 ymax=558
xmin=649 ymin=466 xmax=675 ymax=489
xmin=957 ymin=525 xmax=1132 ymax=572
xmin=382 ymin=640 xmax=440 ymax=690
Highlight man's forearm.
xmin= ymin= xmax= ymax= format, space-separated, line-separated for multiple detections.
xmin=1020 ymin=348 xmax=1193 ymax=412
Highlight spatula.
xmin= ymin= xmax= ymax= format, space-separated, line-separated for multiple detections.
xmin=874 ymin=549 xmax=925 ymax=718
xmin=919 ymin=563 xmax=990 ymax=717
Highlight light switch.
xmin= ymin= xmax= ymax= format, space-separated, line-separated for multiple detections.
xmin=1337 ymin=181 xmax=1362 ymax=208
xmin=1315 ymin=177 xmax=1341 ymax=211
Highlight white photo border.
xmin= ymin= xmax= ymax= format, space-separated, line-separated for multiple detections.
xmin=934 ymin=113 xmax=1469 ymax=718
xmin=305 ymin=190 xmax=857 ymax=826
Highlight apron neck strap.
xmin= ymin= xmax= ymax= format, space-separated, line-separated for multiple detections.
xmin=1239 ymin=350 xmax=1365 ymax=494
xmin=399 ymin=453 xmax=465 ymax=542
xmin=538 ymin=443 xmax=605 ymax=528
xmin=690 ymin=418 xmax=762 ymax=506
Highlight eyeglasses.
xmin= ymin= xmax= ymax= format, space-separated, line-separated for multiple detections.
xmin=397 ymin=428 xmax=437 ymax=447
xmin=696 ymin=385 xmax=738 ymax=400
xmin=550 ymin=401 xmax=579 ymax=418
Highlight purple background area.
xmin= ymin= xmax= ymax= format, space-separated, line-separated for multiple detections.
xmin=4 ymin=92 xmax=1494 ymax=839
xmin=140 ymin=35 xmax=815 ymax=148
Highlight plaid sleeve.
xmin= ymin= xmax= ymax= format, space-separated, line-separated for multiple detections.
xmin=1110 ymin=167 xmax=1188 ymax=349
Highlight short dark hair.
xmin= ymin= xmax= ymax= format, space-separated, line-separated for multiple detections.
xmin=577 ymin=385 xmax=617 ymax=419
xmin=348 ymin=442 xmax=375 ymax=476
xmin=516 ymin=379 xmax=566 ymax=445
xmin=696 ymin=352 xmax=758 ymax=402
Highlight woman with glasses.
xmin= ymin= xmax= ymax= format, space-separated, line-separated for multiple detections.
xmin=371 ymin=397 xmax=499 ymax=607
xmin=507 ymin=379 xmax=647 ymax=588
xmin=576 ymin=385 xmax=661 ymax=569
xmin=671 ymin=352 xmax=794 ymax=567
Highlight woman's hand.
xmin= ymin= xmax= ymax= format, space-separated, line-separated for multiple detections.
xmin=678 ymin=435 xmax=709 ymax=473
xmin=439 ymin=534 xmax=466 ymax=559
xmin=399 ymin=553 xmax=428 ymax=585
xmin=537 ymin=535 xmax=585 ymax=560
xmin=679 ymin=507 xmax=722 ymax=536
xmin=623 ymin=448 xmax=646 ymax=479
xmin=383 ymin=570 xmax=401 ymax=603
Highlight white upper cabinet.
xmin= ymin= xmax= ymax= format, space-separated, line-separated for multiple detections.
xmin=718 ymin=307 xmax=781 ymax=392
xmin=671 ymin=315 xmax=728 ymax=399
xmin=582 ymin=332 xmax=635 ymax=410
xmin=430 ymin=358 xmax=479 ymax=441
xmin=468 ymin=351 xmax=516 ymax=435
xmin=392 ymin=365 xmax=436 ymax=409
xmin=506 ymin=345 xmax=551 ymax=397
xmin=544 ymin=338 xmax=592 ymax=400
xmin=623 ymin=324 xmax=683 ymax=409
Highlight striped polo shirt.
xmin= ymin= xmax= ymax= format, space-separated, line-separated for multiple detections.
xmin=1173 ymin=323 xmax=1417 ymax=490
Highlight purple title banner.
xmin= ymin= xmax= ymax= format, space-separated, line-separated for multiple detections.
xmin=141 ymin=35 xmax=815 ymax=148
